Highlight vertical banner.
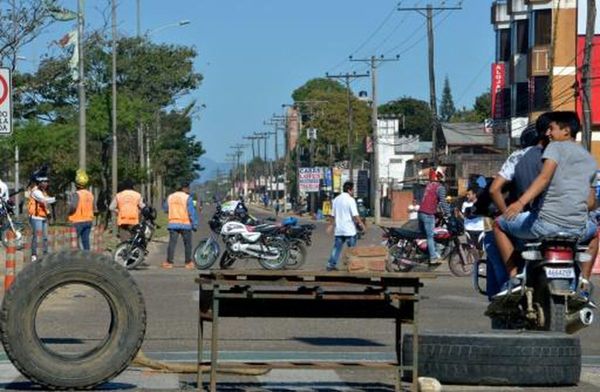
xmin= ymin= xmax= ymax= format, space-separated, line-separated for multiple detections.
xmin=333 ymin=168 xmax=342 ymax=193
xmin=491 ymin=63 xmax=505 ymax=119
xmin=0 ymin=68 xmax=12 ymax=135
xmin=323 ymin=168 xmax=332 ymax=190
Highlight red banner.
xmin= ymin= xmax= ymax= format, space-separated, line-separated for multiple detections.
xmin=491 ymin=63 xmax=506 ymax=119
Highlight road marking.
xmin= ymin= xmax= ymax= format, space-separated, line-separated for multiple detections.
xmin=438 ymin=294 xmax=487 ymax=305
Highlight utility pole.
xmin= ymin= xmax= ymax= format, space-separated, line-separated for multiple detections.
xmin=350 ymin=55 xmax=399 ymax=225
xmin=136 ymin=0 xmax=141 ymax=37
xmin=397 ymin=2 xmax=462 ymax=165
xmin=582 ymin=0 xmax=596 ymax=151
xmin=326 ymin=72 xmax=369 ymax=185
xmin=254 ymin=132 xmax=268 ymax=194
xmin=111 ymin=0 xmax=118 ymax=198
xmin=265 ymin=115 xmax=286 ymax=201
xmin=78 ymin=0 xmax=87 ymax=171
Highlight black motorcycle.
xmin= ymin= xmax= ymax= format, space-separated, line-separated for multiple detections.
xmin=113 ymin=206 xmax=157 ymax=270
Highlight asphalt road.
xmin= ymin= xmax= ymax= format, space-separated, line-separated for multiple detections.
xmin=1 ymin=203 xmax=599 ymax=391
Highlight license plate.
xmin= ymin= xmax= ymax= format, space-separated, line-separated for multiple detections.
xmin=544 ymin=267 xmax=575 ymax=279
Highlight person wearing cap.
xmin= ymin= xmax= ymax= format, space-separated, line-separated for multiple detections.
xmin=417 ymin=166 xmax=451 ymax=265
xmin=109 ymin=179 xmax=145 ymax=241
xmin=28 ymin=175 xmax=56 ymax=262
xmin=68 ymin=170 xmax=95 ymax=251
xmin=163 ymin=182 xmax=198 ymax=269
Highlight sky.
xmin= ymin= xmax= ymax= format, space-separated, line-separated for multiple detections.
xmin=18 ymin=0 xmax=495 ymax=178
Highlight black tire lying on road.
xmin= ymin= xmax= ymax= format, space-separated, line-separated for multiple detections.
xmin=0 ymin=250 xmax=146 ymax=390
xmin=402 ymin=331 xmax=581 ymax=386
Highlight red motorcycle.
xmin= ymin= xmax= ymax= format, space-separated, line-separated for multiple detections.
xmin=381 ymin=216 xmax=476 ymax=276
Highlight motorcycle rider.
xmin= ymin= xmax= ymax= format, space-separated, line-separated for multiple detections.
xmin=496 ymin=111 xmax=598 ymax=298
xmin=28 ymin=174 xmax=56 ymax=262
xmin=163 ymin=182 xmax=198 ymax=270
xmin=109 ymin=179 xmax=145 ymax=241
xmin=461 ymin=187 xmax=484 ymax=249
xmin=417 ymin=167 xmax=451 ymax=264
xmin=326 ymin=181 xmax=365 ymax=271
xmin=68 ymin=170 xmax=95 ymax=251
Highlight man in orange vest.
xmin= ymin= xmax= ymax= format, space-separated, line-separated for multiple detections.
xmin=68 ymin=170 xmax=95 ymax=250
xmin=109 ymin=179 xmax=145 ymax=241
xmin=163 ymin=182 xmax=198 ymax=269
xmin=28 ymin=175 xmax=56 ymax=262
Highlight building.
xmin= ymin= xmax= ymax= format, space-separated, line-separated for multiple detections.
xmin=491 ymin=0 xmax=600 ymax=160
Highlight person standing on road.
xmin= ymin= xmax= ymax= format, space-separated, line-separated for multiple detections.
xmin=163 ymin=182 xmax=199 ymax=269
xmin=326 ymin=181 xmax=365 ymax=271
xmin=68 ymin=170 xmax=95 ymax=251
xmin=28 ymin=175 xmax=56 ymax=262
xmin=109 ymin=179 xmax=144 ymax=241
xmin=418 ymin=167 xmax=451 ymax=265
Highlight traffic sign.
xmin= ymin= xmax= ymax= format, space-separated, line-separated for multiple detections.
xmin=0 ymin=68 xmax=12 ymax=135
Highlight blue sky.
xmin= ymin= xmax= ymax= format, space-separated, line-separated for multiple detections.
xmin=19 ymin=0 xmax=494 ymax=176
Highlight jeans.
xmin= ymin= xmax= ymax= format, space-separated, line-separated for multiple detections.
xmin=327 ymin=235 xmax=357 ymax=269
xmin=483 ymin=231 xmax=509 ymax=300
xmin=418 ymin=212 xmax=439 ymax=260
xmin=75 ymin=221 xmax=92 ymax=251
xmin=167 ymin=229 xmax=192 ymax=264
xmin=498 ymin=212 xmax=597 ymax=242
xmin=29 ymin=218 xmax=48 ymax=256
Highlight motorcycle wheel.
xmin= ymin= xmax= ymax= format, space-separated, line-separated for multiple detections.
xmin=193 ymin=238 xmax=220 ymax=270
xmin=113 ymin=242 xmax=145 ymax=270
xmin=533 ymin=276 xmax=566 ymax=332
xmin=219 ymin=250 xmax=236 ymax=269
xmin=385 ymin=246 xmax=414 ymax=273
xmin=448 ymin=244 xmax=477 ymax=277
xmin=257 ymin=238 xmax=289 ymax=270
xmin=285 ymin=241 xmax=307 ymax=270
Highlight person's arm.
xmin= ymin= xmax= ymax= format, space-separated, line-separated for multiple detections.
xmin=504 ymin=159 xmax=557 ymax=219
xmin=188 ymin=195 xmax=199 ymax=229
xmin=490 ymin=176 xmax=509 ymax=213
xmin=31 ymin=189 xmax=55 ymax=205
xmin=67 ymin=192 xmax=79 ymax=215
xmin=588 ymin=188 xmax=597 ymax=211
xmin=109 ymin=197 xmax=118 ymax=213
xmin=436 ymin=186 xmax=451 ymax=216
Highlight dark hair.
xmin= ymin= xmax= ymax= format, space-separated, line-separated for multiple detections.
xmin=121 ymin=179 xmax=135 ymax=191
xmin=551 ymin=111 xmax=580 ymax=138
xmin=535 ymin=112 xmax=553 ymax=137
xmin=519 ymin=125 xmax=540 ymax=148
xmin=180 ymin=182 xmax=190 ymax=190
xmin=343 ymin=181 xmax=354 ymax=193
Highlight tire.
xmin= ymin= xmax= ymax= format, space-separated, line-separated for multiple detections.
xmin=257 ymin=238 xmax=289 ymax=270
xmin=285 ymin=241 xmax=307 ymax=270
xmin=193 ymin=238 xmax=220 ymax=269
xmin=0 ymin=250 xmax=146 ymax=390
xmin=533 ymin=276 xmax=567 ymax=332
xmin=448 ymin=244 xmax=476 ymax=277
xmin=401 ymin=332 xmax=581 ymax=386
xmin=113 ymin=242 xmax=145 ymax=270
xmin=219 ymin=250 xmax=236 ymax=269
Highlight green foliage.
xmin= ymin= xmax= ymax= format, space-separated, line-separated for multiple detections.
xmin=378 ymin=97 xmax=434 ymax=140
xmin=439 ymin=76 xmax=456 ymax=122
xmin=450 ymin=91 xmax=491 ymax=123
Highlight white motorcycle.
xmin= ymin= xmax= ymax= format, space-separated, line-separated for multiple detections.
xmin=218 ymin=221 xmax=289 ymax=270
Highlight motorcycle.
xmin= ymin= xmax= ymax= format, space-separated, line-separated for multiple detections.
xmin=113 ymin=206 xmax=157 ymax=270
xmin=381 ymin=215 xmax=473 ymax=277
xmin=475 ymin=233 xmax=596 ymax=333
xmin=275 ymin=219 xmax=315 ymax=269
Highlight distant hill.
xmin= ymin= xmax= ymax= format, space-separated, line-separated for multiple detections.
xmin=196 ymin=157 xmax=232 ymax=183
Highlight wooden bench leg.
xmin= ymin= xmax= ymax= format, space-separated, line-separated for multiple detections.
xmin=210 ymin=286 xmax=220 ymax=392
xmin=197 ymin=286 xmax=204 ymax=391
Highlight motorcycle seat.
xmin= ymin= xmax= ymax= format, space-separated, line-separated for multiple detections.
xmin=389 ymin=227 xmax=423 ymax=239
xmin=540 ymin=232 xmax=579 ymax=244
xmin=253 ymin=224 xmax=279 ymax=234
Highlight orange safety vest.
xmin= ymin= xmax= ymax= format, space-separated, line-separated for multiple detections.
xmin=69 ymin=189 xmax=94 ymax=223
xmin=28 ymin=189 xmax=49 ymax=218
xmin=116 ymin=190 xmax=142 ymax=226
xmin=168 ymin=191 xmax=191 ymax=225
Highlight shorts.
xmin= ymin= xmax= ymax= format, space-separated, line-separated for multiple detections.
xmin=497 ymin=212 xmax=597 ymax=243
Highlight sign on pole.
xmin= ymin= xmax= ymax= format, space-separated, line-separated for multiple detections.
xmin=0 ymin=68 xmax=12 ymax=135
xmin=298 ymin=167 xmax=321 ymax=192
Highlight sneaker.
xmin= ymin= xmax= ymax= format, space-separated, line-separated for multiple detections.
xmin=161 ymin=261 xmax=174 ymax=269
xmin=493 ymin=276 xmax=523 ymax=298
xmin=428 ymin=258 xmax=443 ymax=266
xmin=184 ymin=262 xmax=196 ymax=270
xmin=31 ymin=255 xmax=37 ymax=263
xmin=326 ymin=266 xmax=338 ymax=272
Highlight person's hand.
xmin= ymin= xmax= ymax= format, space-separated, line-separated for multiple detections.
xmin=326 ymin=224 xmax=333 ymax=235
xmin=192 ymin=226 xmax=198 ymax=232
xmin=503 ymin=200 xmax=524 ymax=221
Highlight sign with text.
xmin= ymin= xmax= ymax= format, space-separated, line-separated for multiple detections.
xmin=491 ymin=63 xmax=505 ymax=119
xmin=298 ymin=167 xmax=321 ymax=192
xmin=0 ymin=68 xmax=11 ymax=135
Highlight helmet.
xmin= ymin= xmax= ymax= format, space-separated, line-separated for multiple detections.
xmin=141 ymin=206 xmax=157 ymax=221
xmin=75 ymin=169 xmax=89 ymax=187
xmin=435 ymin=166 xmax=446 ymax=181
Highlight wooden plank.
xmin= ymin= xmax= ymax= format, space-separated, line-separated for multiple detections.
xmin=198 ymin=270 xmax=437 ymax=280
xmin=212 ymin=361 xmax=400 ymax=370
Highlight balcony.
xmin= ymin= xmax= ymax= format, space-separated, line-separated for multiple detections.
xmin=491 ymin=1 xmax=510 ymax=25
xmin=530 ymin=45 xmax=550 ymax=76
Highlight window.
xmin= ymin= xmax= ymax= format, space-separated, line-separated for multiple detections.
xmin=497 ymin=29 xmax=511 ymax=61
xmin=532 ymin=76 xmax=550 ymax=111
xmin=533 ymin=9 xmax=551 ymax=46
xmin=515 ymin=19 xmax=529 ymax=54
xmin=515 ymin=82 xmax=529 ymax=116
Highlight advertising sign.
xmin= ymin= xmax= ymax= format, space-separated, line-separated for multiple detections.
xmin=298 ymin=167 xmax=321 ymax=192
xmin=332 ymin=168 xmax=342 ymax=193
xmin=491 ymin=63 xmax=505 ymax=119
xmin=0 ymin=68 xmax=11 ymax=135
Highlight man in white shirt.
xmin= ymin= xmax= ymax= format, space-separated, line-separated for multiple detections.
xmin=0 ymin=178 xmax=9 ymax=203
xmin=326 ymin=181 xmax=365 ymax=271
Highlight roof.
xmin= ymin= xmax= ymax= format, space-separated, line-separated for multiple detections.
xmin=417 ymin=141 xmax=432 ymax=154
xmin=441 ymin=123 xmax=494 ymax=146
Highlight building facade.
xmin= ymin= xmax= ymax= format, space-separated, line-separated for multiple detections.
xmin=491 ymin=0 xmax=600 ymax=160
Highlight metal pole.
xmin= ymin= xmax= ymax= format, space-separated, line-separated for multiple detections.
xmin=136 ymin=0 xmax=141 ymax=37
xmin=582 ymin=0 xmax=596 ymax=151
xmin=427 ymin=5 xmax=438 ymax=165
xmin=78 ymin=0 xmax=87 ymax=171
xmin=14 ymin=145 xmax=19 ymax=215
xmin=111 ymin=0 xmax=118 ymax=196
xmin=371 ymin=56 xmax=381 ymax=225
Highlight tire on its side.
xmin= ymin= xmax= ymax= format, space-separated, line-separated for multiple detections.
xmin=401 ymin=332 xmax=580 ymax=386
xmin=0 ymin=250 xmax=146 ymax=390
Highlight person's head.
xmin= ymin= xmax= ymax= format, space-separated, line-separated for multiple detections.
xmin=35 ymin=176 xmax=49 ymax=190
xmin=122 ymin=179 xmax=135 ymax=191
xmin=343 ymin=181 xmax=354 ymax=194
xmin=179 ymin=181 xmax=190 ymax=193
xmin=519 ymin=124 xmax=540 ymax=148
xmin=465 ymin=187 xmax=477 ymax=202
xmin=547 ymin=111 xmax=580 ymax=141
xmin=535 ymin=112 xmax=553 ymax=146
xmin=434 ymin=166 xmax=446 ymax=182
xmin=75 ymin=169 xmax=89 ymax=189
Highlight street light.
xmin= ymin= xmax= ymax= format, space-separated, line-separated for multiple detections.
xmin=147 ymin=20 xmax=191 ymax=36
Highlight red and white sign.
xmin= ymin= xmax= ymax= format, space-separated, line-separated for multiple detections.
xmin=491 ymin=63 xmax=505 ymax=119
xmin=298 ymin=167 xmax=321 ymax=192
xmin=0 ymin=68 xmax=12 ymax=135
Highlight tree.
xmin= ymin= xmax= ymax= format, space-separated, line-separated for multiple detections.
xmin=439 ymin=76 xmax=456 ymax=122
xmin=450 ymin=91 xmax=491 ymax=123
xmin=378 ymin=97 xmax=434 ymax=140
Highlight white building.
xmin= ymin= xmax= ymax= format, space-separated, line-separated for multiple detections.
xmin=376 ymin=118 xmax=421 ymax=191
